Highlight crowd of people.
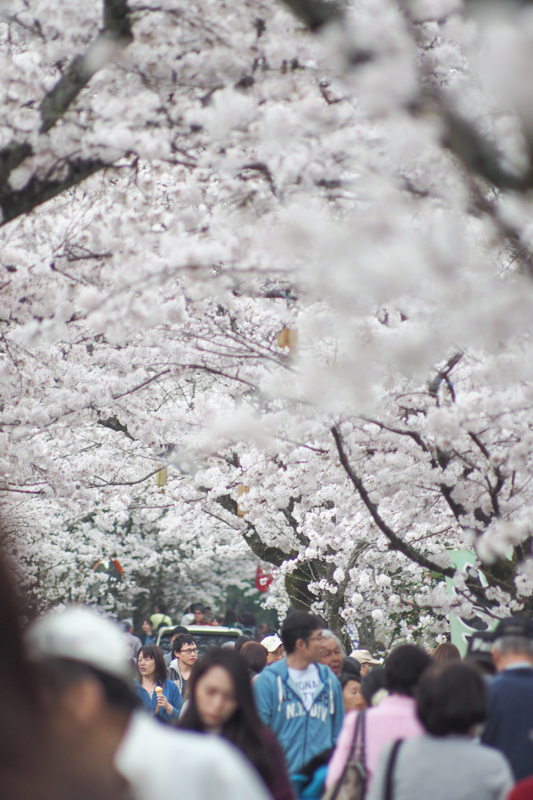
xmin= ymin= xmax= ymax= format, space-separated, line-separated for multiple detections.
xmin=4 ymin=557 xmax=533 ymax=800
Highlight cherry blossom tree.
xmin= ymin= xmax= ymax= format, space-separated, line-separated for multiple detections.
xmin=2 ymin=0 xmax=533 ymax=646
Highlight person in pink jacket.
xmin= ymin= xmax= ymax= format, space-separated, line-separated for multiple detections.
xmin=326 ymin=645 xmax=432 ymax=792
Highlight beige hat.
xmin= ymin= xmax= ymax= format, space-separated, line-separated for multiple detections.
xmin=350 ymin=649 xmax=381 ymax=665
xmin=26 ymin=606 xmax=133 ymax=681
xmin=261 ymin=635 xmax=283 ymax=653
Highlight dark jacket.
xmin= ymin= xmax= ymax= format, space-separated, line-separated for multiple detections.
xmin=481 ymin=666 xmax=533 ymax=780
xmin=134 ymin=679 xmax=182 ymax=723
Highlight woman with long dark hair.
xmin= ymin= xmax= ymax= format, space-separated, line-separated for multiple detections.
xmin=135 ymin=645 xmax=182 ymax=722
xmin=178 ymin=648 xmax=295 ymax=800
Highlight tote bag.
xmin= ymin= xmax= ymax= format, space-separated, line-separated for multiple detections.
xmin=321 ymin=711 xmax=366 ymax=800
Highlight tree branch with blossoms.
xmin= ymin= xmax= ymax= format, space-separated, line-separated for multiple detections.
xmin=0 ymin=0 xmax=133 ymax=225
xmin=331 ymin=422 xmax=456 ymax=578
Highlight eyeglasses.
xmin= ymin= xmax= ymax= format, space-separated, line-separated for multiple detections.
xmin=180 ymin=648 xmax=198 ymax=655
xmin=307 ymin=635 xmax=324 ymax=643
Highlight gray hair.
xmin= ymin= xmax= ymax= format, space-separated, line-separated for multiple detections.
xmin=322 ymin=630 xmax=345 ymax=656
xmin=493 ymin=636 xmax=533 ymax=657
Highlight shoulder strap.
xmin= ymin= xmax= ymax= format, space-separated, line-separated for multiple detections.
xmin=347 ymin=710 xmax=365 ymax=765
xmin=359 ymin=708 xmax=366 ymax=769
xmin=384 ymin=739 xmax=403 ymax=800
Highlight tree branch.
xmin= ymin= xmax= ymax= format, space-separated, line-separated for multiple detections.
xmin=441 ymin=106 xmax=533 ymax=192
xmin=97 ymin=415 xmax=135 ymax=440
xmin=331 ymin=423 xmax=455 ymax=578
xmin=214 ymin=493 xmax=291 ymax=566
xmin=362 ymin=417 xmax=432 ymax=456
xmin=112 ymin=369 xmax=171 ymax=399
xmin=280 ymin=0 xmax=343 ymax=31
xmin=0 ymin=157 xmax=107 ymax=226
xmin=0 ymin=142 xmax=32 ymax=187
xmin=0 ymin=1 xmax=134 ymax=226
xmin=90 ymin=466 xmax=163 ymax=487
xmin=469 ymin=431 xmax=505 ymax=518
xmin=427 ymin=351 xmax=463 ymax=399
xmin=40 ymin=0 xmax=133 ymax=133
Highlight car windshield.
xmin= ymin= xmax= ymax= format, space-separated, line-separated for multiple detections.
xmin=159 ymin=631 xmax=239 ymax=656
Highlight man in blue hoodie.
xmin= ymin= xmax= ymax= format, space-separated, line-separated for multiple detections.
xmin=482 ymin=616 xmax=533 ymax=781
xmin=253 ymin=612 xmax=344 ymax=775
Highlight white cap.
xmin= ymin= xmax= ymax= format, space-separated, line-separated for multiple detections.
xmin=26 ymin=606 xmax=132 ymax=681
xmin=261 ymin=635 xmax=283 ymax=653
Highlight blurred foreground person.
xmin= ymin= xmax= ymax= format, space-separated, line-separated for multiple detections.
xmin=432 ymin=642 xmax=461 ymax=663
xmin=136 ymin=645 xmax=182 ymax=721
xmin=179 ymin=648 xmax=295 ymax=800
xmin=326 ymin=645 xmax=431 ymax=792
xmin=27 ymin=607 xmax=274 ymax=800
xmin=482 ymin=617 xmax=533 ymax=780
xmin=368 ymin=663 xmax=513 ymax=800
xmin=0 ymin=553 xmax=126 ymax=800
xmin=509 ymin=777 xmax=533 ymax=800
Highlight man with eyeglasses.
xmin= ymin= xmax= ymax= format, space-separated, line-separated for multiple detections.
xmin=253 ymin=612 xmax=344 ymax=776
xmin=168 ymin=634 xmax=198 ymax=698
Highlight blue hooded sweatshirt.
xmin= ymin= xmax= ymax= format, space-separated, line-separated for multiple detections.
xmin=134 ymin=679 xmax=182 ymax=723
xmin=253 ymin=658 xmax=344 ymax=774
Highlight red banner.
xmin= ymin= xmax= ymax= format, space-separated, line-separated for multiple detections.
xmin=255 ymin=564 xmax=273 ymax=593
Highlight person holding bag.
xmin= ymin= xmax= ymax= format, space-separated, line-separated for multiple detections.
xmin=321 ymin=711 xmax=367 ymax=800
xmin=326 ymin=645 xmax=430 ymax=794
xmin=367 ymin=662 xmax=513 ymax=800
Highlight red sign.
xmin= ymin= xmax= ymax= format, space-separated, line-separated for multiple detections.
xmin=255 ymin=564 xmax=273 ymax=593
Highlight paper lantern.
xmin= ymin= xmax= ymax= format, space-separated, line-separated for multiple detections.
xmin=276 ymin=327 xmax=298 ymax=356
xmin=237 ymin=484 xmax=249 ymax=517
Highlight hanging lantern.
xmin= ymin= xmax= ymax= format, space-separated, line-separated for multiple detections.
xmin=237 ymin=484 xmax=249 ymax=517
xmin=276 ymin=326 xmax=298 ymax=356
xmin=255 ymin=564 xmax=274 ymax=593
xmin=156 ymin=466 xmax=167 ymax=488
